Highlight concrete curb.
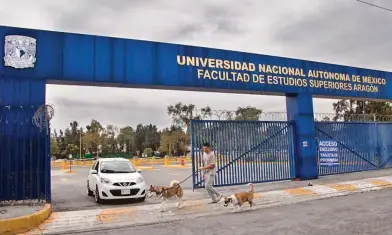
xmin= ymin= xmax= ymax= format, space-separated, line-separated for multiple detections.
xmin=0 ymin=204 xmax=52 ymax=235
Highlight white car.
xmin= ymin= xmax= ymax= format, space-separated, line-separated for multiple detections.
xmin=87 ymin=158 xmax=146 ymax=204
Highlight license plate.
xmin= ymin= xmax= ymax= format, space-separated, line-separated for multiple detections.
xmin=121 ymin=189 xmax=130 ymax=195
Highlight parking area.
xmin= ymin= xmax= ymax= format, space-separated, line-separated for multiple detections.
xmin=51 ymin=165 xmax=194 ymax=212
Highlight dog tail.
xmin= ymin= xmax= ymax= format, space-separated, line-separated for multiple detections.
xmin=170 ymin=180 xmax=180 ymax=187
xmin=247 ymin=183 xmax=254 ymax=192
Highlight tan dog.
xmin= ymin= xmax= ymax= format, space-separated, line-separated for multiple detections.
xmin=148 ymin=180 xmax=184 ymax=212
xmin=223 ymin=183 xmax=254 ymax=212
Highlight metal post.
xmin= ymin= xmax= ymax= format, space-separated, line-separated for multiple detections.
xmin=79 ymin=129 xmax=82 ymax=160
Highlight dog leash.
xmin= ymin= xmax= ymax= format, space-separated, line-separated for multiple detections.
xmin=162 ymin=170 xmax=198 ymax=191
xmin=148 ymin=171 xmax=199 ymax=199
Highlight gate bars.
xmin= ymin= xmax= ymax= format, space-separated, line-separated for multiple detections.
xmin=190 ymin=120 xmax=296 ymax=189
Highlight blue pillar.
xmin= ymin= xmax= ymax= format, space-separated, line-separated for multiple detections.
xmin=0 ymin=77 xmax=50 ymax=202
xmin=286 ymin=93 xmax=318 ymax=180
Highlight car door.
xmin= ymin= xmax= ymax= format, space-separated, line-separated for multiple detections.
xmin=88 ymin=161 xmax=96 ymax=188
xmin=89 ymin=161 xmax=100 ymax=190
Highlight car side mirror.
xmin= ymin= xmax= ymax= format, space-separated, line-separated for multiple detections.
xmin=137 ymin=169 xmax=142 ymax=173
xmin=91 ymin=170 xmax=98 ymax=174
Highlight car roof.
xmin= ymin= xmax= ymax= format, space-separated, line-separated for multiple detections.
xmin=98 ymin=158 xmax=129 ymax=162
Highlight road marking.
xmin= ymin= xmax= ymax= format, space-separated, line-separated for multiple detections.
xmin=168 ymin=173 xmax=180 ymax=176
xmin=286 ymin=188 xmax=316 ymax=196
xmin=96 ymin=208 xmax=133 ymax=223
xmin=61 ymin=178 xmax=69 ymax=182
xmin=368 ymin=179 xmax=392 ymax=189
xmin=326 ymin=183 xmax=356 ymax=191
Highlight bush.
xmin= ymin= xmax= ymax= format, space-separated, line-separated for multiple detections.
xmin=143 ymin=148 xmax=153 ymax=157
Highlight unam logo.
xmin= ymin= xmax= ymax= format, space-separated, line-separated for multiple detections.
xmin=4 ymin=35 xmax=37 ymax=69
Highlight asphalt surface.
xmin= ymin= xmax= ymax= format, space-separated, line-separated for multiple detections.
xmin=51 ymin=166 xmax=194 ymax=212
xmin=79 ymin=188 xmax=392 ymax=235
xmin=51 ymin=166 xmax=392 ymax=212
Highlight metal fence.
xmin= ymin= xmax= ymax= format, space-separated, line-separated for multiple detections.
xmin=190 ymin=120 xmax=296 ymax=189
xmin=316 ymin=122 xmax=392 ymax=176
xmin=0 ymin=105 xmax=51 ymax=203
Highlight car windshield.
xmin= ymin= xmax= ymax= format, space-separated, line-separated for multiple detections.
xmin=100 ymin=161 xmax=136 ymax=173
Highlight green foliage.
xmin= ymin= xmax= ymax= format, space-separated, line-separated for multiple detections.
xmin=332 ymin=100 xmax=392 ymax=121
xmin=50 ymin=104 xmax=267 ymax=159
xmin=234 ymin=106 xmax=262 ymax=120
xmin=143 ymin=148 xmax=153 ymax=157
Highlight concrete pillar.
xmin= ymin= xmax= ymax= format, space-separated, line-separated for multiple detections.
xmin=286 ymin=93 xmax=318 ymax=180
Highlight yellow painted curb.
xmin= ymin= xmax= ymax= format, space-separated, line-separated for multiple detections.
xmin=368 ymin=179 xmax=392 ymax=189
xmin=286 ymin=188 xmax=316 ymax=196
xmin=0 ymin=204 xmax=52 ymax=235
xmin=326 ymin=184 xmax=356 ymax=191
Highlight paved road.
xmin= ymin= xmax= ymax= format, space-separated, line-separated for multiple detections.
xmin=52 ymin=166 xmax=392 ymax=212
xmin=78 ymin=188 xmax=392 ymax=235
xmin=51 ymin=166 xmax=193 ymax=212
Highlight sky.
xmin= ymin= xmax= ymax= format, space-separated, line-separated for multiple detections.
xmin=1 ymin=0 xmax=391 ymax=131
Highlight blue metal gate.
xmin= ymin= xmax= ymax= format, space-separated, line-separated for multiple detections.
xmin=316 ymin=122 xmax=392 ymax=176
xmin=0 ymin=105 xmax=51 ymax=202
xmin=190 ymin=120 xmax=296 ymax=189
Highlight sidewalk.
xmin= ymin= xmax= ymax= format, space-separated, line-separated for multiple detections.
xmin=24 ymin=169 xmax=392 ymax=235
xmin=0 ymin=204 xmax=51 ymax=235
xmin=179 ymin=168 xmax=392 ymax=201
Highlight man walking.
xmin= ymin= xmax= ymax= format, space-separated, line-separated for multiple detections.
xmin=198 ymin=142 xmax=222 ymax=204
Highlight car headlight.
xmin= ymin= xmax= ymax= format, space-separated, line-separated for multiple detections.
xmin=136 ymin=176 xmax=144 ymax=183
xmin=100 ymin=178 xmax=111 ymax=184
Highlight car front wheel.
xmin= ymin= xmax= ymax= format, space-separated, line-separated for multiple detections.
xmin=95 ymin=186 xmax=103 ymax=204
xmin=87 ymin=181 xmax=94 ymax=196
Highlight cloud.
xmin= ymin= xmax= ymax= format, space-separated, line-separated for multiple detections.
xmin=0 ymin=0 xmax=390 ymax=131
xmin=272 ymin=0 xmax=392 ymax=70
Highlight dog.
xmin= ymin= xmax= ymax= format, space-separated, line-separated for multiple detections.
xmin=148 ymin=180 xmax=184 ymax=212
xmin=223 ymin=183 xmax=254 ymax=212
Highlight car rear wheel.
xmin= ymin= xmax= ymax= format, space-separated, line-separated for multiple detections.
xmin=95 ymin=186 xmax=103 ymax=204
xmin=87 ymin=181 xmax=94 ymax=196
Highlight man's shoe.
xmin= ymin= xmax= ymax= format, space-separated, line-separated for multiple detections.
xmin=208 ymin=196 xmax=222 ymax=204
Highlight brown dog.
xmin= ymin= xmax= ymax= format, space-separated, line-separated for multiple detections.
xmin=148 ymin=180 xmax=184 ymax=212
xmin=223 ymin=183 xmax=254 ymax=212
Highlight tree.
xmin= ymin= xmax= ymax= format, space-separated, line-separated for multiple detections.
xmin=134 ymin=124 xmax=160 ymax=155
xmin=63 ymin=144 xmax=79 ymax=157
xmin=117 ymin=126 xmax=135 ymax=156
xmin=53 ymin=129 xmax=67 ymax=159
xmin=143 ymin=124 xmax=160 ymax=151
xmin=233 ymin=106 xmax=263 ymax=120
xmin=159 ymin=126 xmax=187 ymax=156
xmin=332 ymin=100 xmax=392 ymax=121
xmin=101 ymin=125 xmax=119 ymax=155
xmin=50 ymin=136 xmax=59 ymax=157
xmin=167 ymin=103 xmax=212 ymax=133
xmin=84 ymin=119 xmax=104 ymax=156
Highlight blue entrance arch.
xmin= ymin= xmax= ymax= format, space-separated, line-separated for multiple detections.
xmin=0 ymin=25 xmax=391 ymax=201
